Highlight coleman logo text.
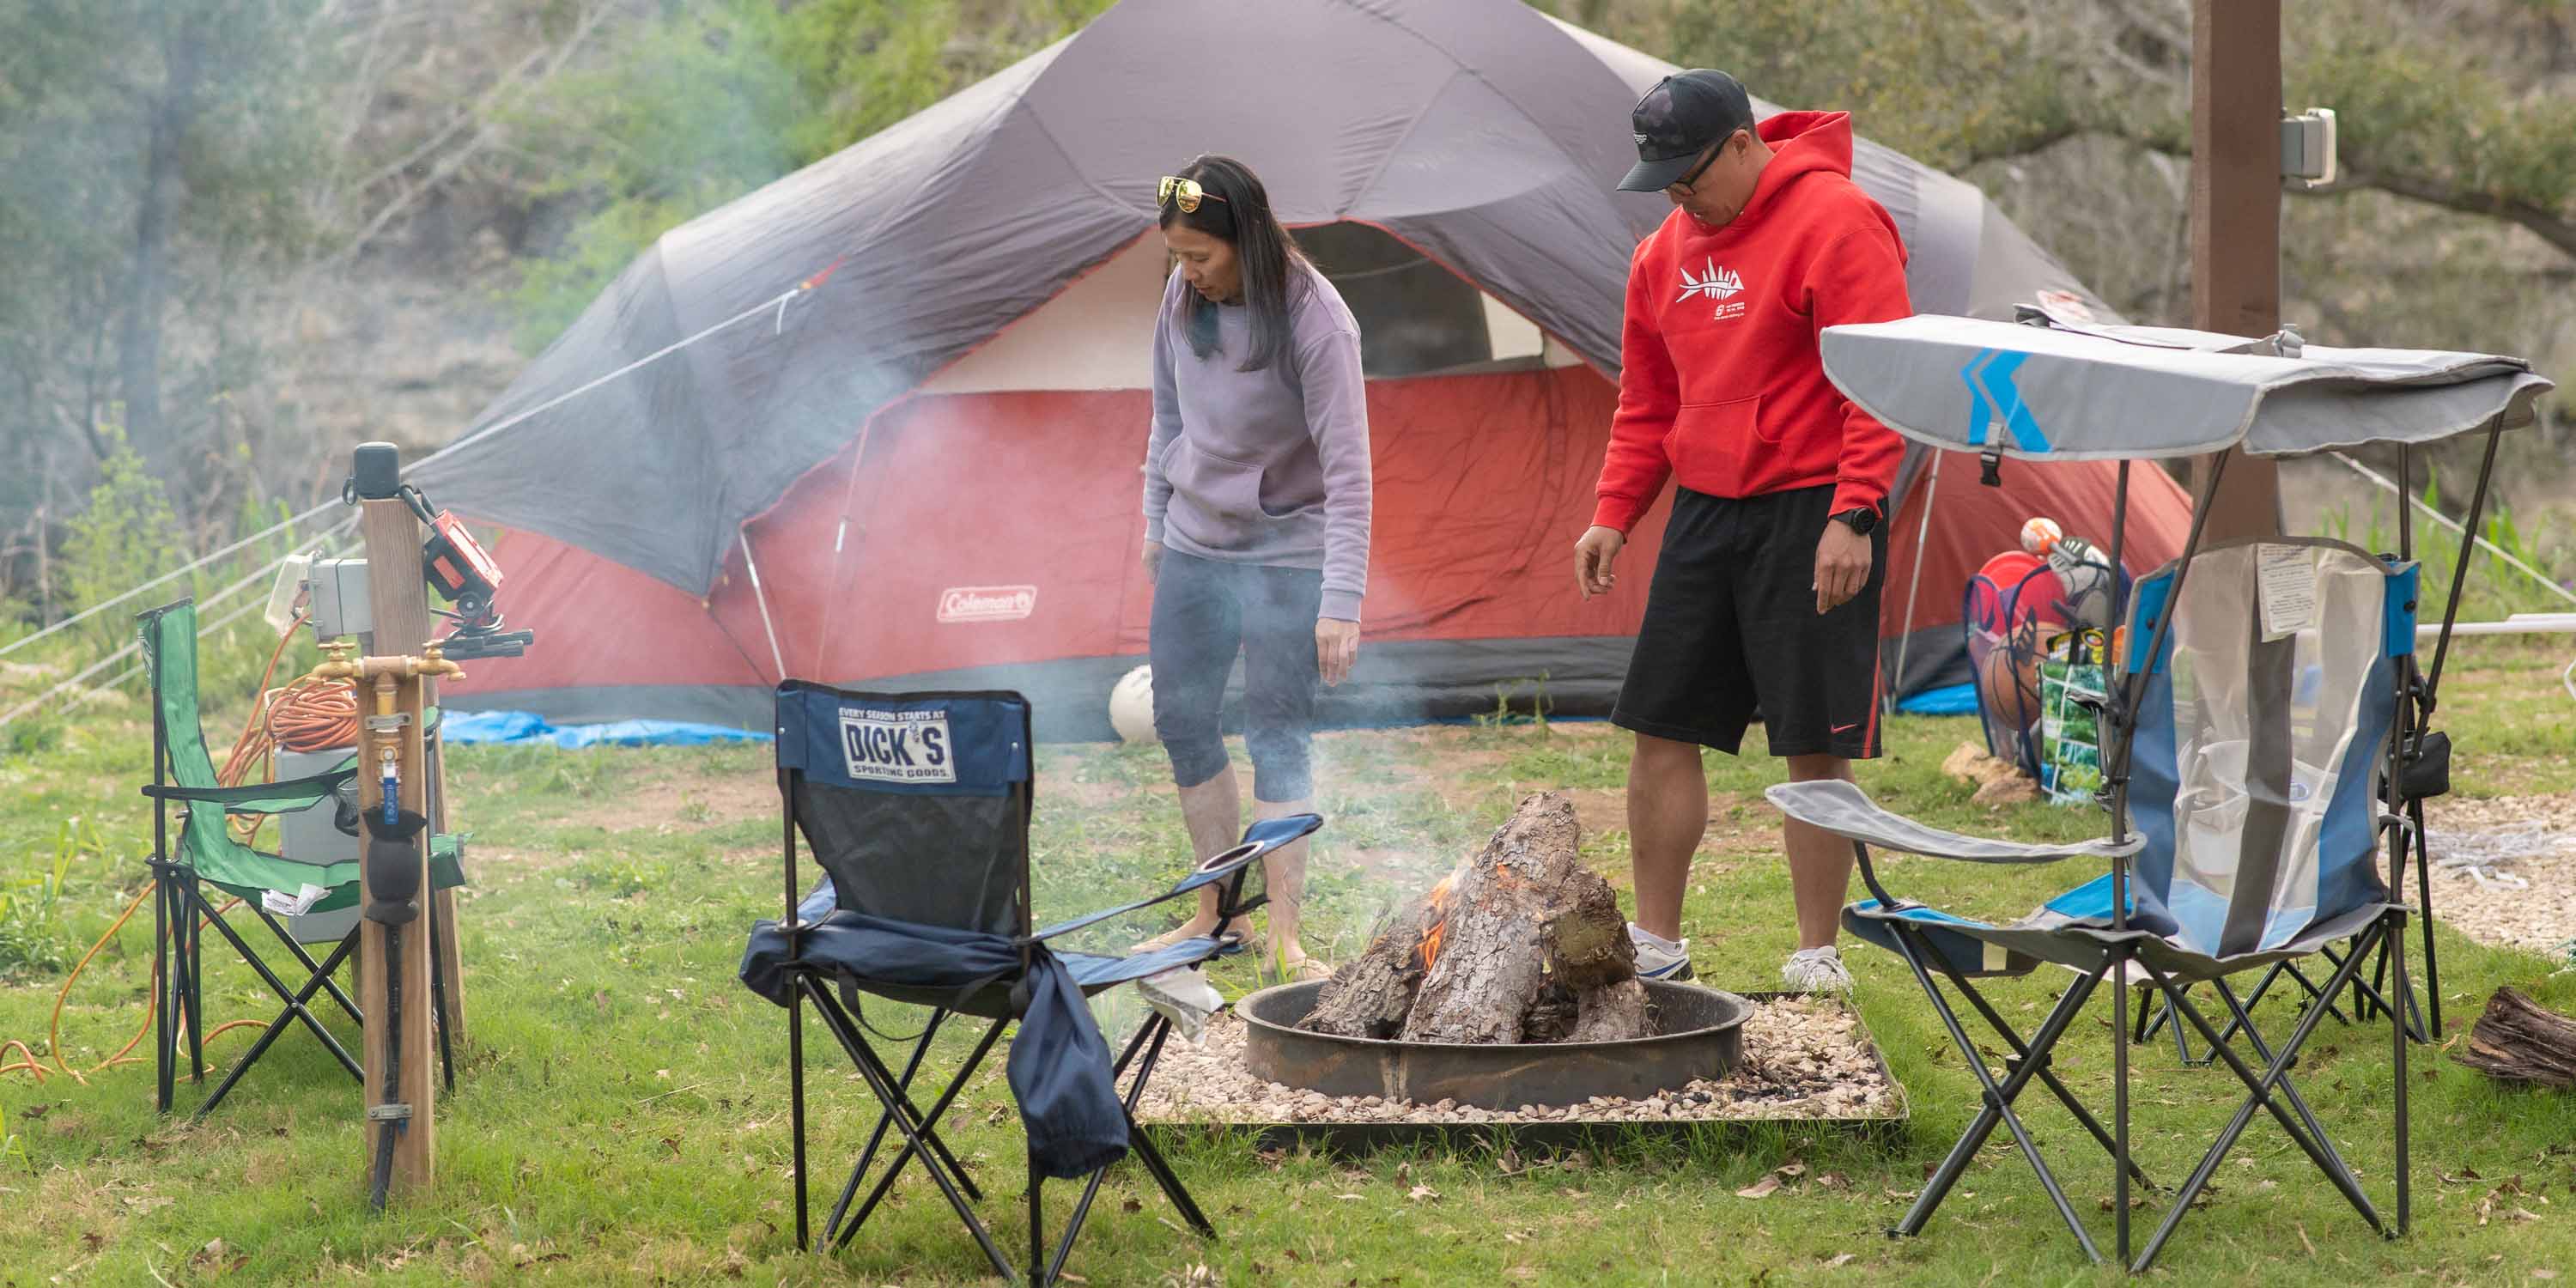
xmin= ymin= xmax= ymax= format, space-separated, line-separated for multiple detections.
xmin=838 ymin=709 xmax=957 ymax=785
xmin=938 ymin=586 xmax=1037 ymax=623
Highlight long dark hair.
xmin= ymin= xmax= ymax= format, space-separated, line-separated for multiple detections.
xmin=1158 ymin=155 xmax=1309 ymax=374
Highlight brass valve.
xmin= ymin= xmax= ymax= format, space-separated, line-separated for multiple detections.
xmin=301 ymin=639 xmax=467 ymax=686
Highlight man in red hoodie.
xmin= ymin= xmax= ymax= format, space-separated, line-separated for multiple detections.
xmin=1574 ymin=70 xmax=1911 ymax=993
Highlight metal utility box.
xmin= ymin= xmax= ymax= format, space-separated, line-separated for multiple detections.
xmin=274 ymin=745 xmax=362 ymax=945
xmin=307 ymin=557 xmax=372 ymax=641
xmin=276 ymin=746 xmax=358 ymax=867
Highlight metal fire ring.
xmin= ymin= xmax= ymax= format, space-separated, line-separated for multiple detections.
xmin=1235 ymin=979 xmax=1753 ymax=1110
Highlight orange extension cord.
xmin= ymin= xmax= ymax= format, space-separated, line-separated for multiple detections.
xmin=2 ymin=615 xmax=360 ymax=1085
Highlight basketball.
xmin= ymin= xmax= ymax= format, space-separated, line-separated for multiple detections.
xmin=1977 ymin=643 xmax=2041 ymax=732
xmin=2020 ymin=516 xmax=2063 ymax=556
xmin=1109 ymin=665 xmax=1159 ymax=744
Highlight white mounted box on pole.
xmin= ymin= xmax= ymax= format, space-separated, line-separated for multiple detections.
xmin=2281 ymin=107 xmax=2338 ymax=190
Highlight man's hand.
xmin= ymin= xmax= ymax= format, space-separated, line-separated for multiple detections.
xmin=1814 ymin=520 xmax=1872 ymax=615
xmin=1316 ymin=618 xmax=1360 ymax=686
xmin=1575 ymin=526 xmax=1625 ymax=599
xmin=1143 ymin=539 xmax=1163 ymax=585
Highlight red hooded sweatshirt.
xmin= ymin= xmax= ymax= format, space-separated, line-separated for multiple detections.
xmin=1591 ymin=111 xmax=1911 ymax=534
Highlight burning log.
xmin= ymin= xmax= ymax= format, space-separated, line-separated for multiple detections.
xmin=1300 ymin=792 xmax=1649 ymax=1045
xmin=2453 ymin=986 xmax=2576 ymax=1089
xmin=1297 ymin=888 xmax=1443 ymax=1040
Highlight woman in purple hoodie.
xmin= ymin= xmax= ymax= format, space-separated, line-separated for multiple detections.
xmin=1130 ymin=156 xmax=1371 ymax=979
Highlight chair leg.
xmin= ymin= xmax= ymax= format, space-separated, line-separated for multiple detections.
xmin=2220 ymin=962 xmax=2293 ymax=1044
xmin=1884 ymin=923 xmax=2106 ymax=1262
xmin=2112 ymin=945 xmax=2133 ymax=1266
xmin=2132 ymin=944 xmax=2388 ymax=1273
xmin=790 ymin=974 xmax=809 ymax=1255
xmin=428 ymin=892 xmax=456 ymax=1094
xmin=2388 ymin=908 xmax=2413 ymax=1236
xmin=184 ymin=873 xmax=206 ymax=1086
xmin=2211 ymin=979 xmax=2354 ymax=1169
xmin=1117 ymin=1019 xmax=1213 ymax=1236
xmin=154 ymin=866 xmax=176 ymax=1115
xmin=194 ymin=929 xmax=361 ymax=1118
xmin=1028 ymin=1151 xmax=1047 ymax=1287
xmin=189 ymin=899 xmax=367 ymax=1113
xmin=2139 ymin=986 xmax=2206 ymax=1066
xmin=799 ymin=979 xmax=1012 ymax=1279
xmin=1929 ymin=952 xmax=2152 ymax=1190
xmin=1042 ymin=1016 xmax=1212 ymax=1287
xmin=835 ymin=1017 xmax=1008 ymax=1250
xmin=2412 ymin=804 xmax=2442 ymax=1037
xmin=253 ymin=908 xmax=363 ymax=1027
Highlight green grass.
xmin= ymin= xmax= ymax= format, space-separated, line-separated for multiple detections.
xmin=3 ymin=640 xmax=2574 ymax=1285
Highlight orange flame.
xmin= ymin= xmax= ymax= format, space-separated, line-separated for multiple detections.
xmin=1417 ymin=873 xmax=1458 ymax=971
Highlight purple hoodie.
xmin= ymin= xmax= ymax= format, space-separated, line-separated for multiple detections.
xmin=1141 ymin=264 xmax=1372 ymax=623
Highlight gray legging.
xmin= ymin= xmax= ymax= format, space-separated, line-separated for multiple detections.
xmin=1148 ymin=549 xmax=1321 ymax=802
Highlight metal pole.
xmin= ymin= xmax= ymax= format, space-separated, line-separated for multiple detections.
xmin=741 ymin=531 xmax=789 ymax=681
xmin=1886 ymin=453 xmax=1944 ymax=715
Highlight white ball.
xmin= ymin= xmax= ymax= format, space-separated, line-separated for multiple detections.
xmin=2020 ymin=516 xmax=2063 ymax=555
xmin=1109 ymin=665 xmax=1159 ymax=745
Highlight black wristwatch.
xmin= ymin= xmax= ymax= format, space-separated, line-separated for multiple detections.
xmin=1831 ymin=506 xmax=1879 ymax=536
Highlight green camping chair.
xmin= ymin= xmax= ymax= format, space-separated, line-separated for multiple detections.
xmin=138 ymin=598 xmax=465 ymax=1117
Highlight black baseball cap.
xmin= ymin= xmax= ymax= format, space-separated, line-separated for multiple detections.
xmin=1617 ymin=70 xmax=1757 ymax=192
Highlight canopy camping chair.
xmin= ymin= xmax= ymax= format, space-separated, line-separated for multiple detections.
xmin=1765 ymin=310 xmax=2552 ymax=1270
xmin=738 ymin=682 xmax=1320 ymax=1285
xmin=138 ymin=598 xmax=466 ymax=1117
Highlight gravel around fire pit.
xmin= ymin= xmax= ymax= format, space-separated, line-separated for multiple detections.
xmin=2421 ymin=793 xmax=2576 ymax=960
xmin=1135 ymin=996 xmax=1901 ymax=1126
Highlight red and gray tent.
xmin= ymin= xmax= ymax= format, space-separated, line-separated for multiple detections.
xmin=417 ymin=0 xmax=2190 ymax=739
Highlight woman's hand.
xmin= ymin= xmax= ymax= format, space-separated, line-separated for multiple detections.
xmin=1316 ymin=617 xmax=1360 ymax=687
xmin=1143 ymin=540 xmax=1163 ymax=585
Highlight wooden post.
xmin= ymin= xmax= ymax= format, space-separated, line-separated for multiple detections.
xmin=359 ymin=495 xmax=435 ymax=1198
xmin=2190 ymin=0 xmax=2286 ymax=539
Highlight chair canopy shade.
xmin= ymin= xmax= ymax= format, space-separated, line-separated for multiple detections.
xmin=1820 ymin=313 xmax=2554 ymax=462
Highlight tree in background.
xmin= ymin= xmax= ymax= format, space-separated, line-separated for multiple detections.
xmin=0 ymin=0 xmax=332 ymax=607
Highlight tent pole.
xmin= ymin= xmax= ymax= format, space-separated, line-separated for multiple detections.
xmin=741 ymin=531 xmax=790 ymax=682
xmin=1886 ymin=452 xmax=1944 ymax=716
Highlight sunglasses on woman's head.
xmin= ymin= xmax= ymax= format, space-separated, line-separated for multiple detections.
xmin=1157 ymin=176 xmax=1229 ymax=214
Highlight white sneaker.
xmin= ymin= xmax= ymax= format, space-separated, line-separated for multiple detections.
xmin=1782 ymin=945 xmax=1855 ymax=994
xmin=1629 ymin=924 xmax=1695 ymax=981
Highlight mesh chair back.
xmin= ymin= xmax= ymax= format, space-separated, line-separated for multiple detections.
xmin=775 ymin=682 xmax=1033 ymax=938
xmin=2124 ymin=539 xmax=2416 ymax=957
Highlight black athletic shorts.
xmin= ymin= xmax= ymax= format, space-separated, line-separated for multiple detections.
xmin=1611 ymin=483 xmax=1887 ymax=759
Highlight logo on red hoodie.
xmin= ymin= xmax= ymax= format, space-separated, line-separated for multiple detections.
xmin=1677 ymin=258 xmax=1746 ymax=321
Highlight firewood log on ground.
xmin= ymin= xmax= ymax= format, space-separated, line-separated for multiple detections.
xmin=2453 ymin=986 xmax=2576 ymax=1089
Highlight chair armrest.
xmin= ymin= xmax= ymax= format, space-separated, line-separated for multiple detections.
xmin=142 ymin=767 xmax=358 ymax=814
xmin=1027 ymin=812 xmax=1325 ymax=945
xmin=1765 ymin=780 xmax=2142 ymax=865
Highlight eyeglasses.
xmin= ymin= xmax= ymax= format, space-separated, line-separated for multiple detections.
xmin=1669 ymin=131 xmax=1741 ymax=193
xmin=1157 ymin=176 xmax=1230 ymax=214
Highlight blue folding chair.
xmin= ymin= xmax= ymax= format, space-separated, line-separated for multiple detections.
xmin=738 ymin=682 xmax=1318 ymax=1285
xmin=1774 ymin=309 xmax=2553 ymax=1270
